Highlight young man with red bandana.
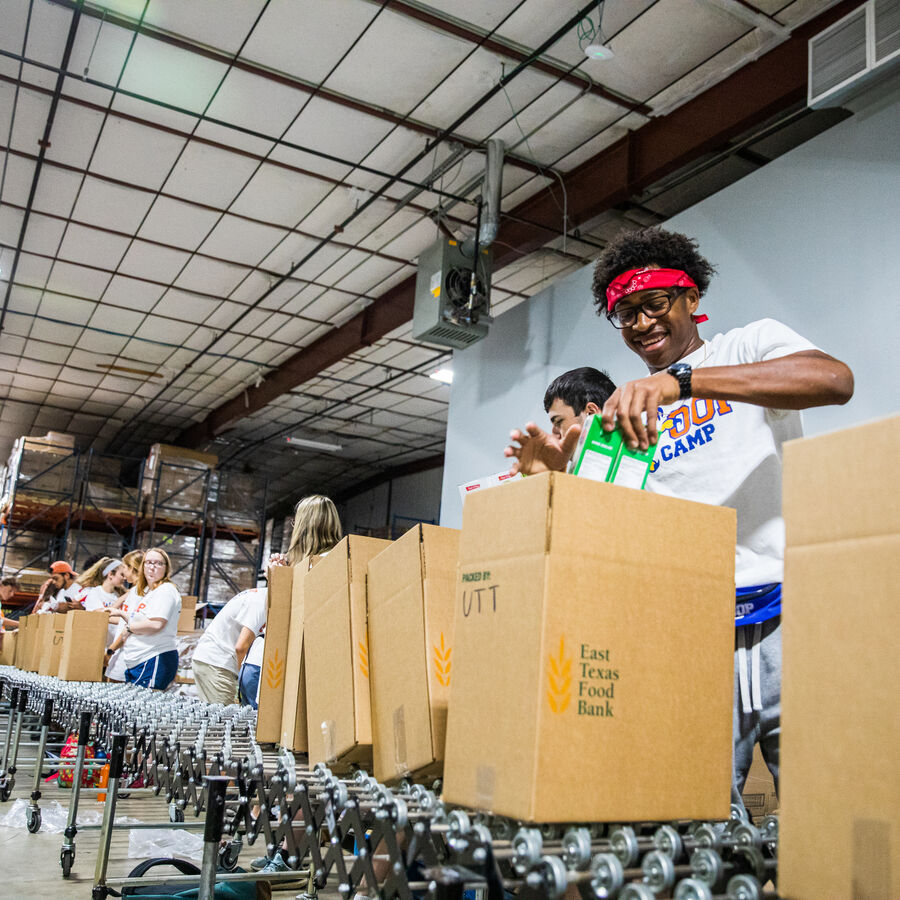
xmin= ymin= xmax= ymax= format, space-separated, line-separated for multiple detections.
xmin=505 ymin=227 xmax=854 ymax=807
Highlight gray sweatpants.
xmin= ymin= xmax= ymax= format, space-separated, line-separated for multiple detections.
xmin=731 ymin=615 xmax=781 ymax=808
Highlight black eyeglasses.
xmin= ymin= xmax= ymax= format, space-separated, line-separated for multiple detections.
xmin=606 ymin=288 xmax=686 ymax=329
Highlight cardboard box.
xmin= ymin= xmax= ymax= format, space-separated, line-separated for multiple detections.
xmin=0 ymin=630 xmax=16 ymax=666
xmin=178 ymin=595 xmax=198 ymax=634
xmin=741 ymin=745 xmax=778 ymax=822
xmin=20 ymin=614 xmax=42 ymax=672
xmin=367 ymin=524 xmax=460 ymax=784
xmin=57 ymin=611 xmax=108 ymax=681
xmin=279 ymin=557 xmax=321 ymax=752
xmin=37 ymin=613 xmax=67 ymax=677
xmin=778 ymin=415 xmax=900 ymax=900
xmin=442 ymin=472 xmax=736 ymax=823
xmin=304 ymin=535 xmax=391 ymax=768
xmin=256 ymin=567 xmax=294 ymax=744
xmin=13 ymin=615 xmax=30 ymax=668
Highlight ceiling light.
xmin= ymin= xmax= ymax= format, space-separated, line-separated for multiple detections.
xmin=430 ymin=368 xmax=454 ymax=384
xmin=584 ymin=43 xmax=614 ymax=60
xmin=96 ymin=363 xmax=163 ymax=379
xmin=285 ymin=436 xmax=343 ymax=453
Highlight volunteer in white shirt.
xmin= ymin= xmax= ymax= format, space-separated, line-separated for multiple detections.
xmin=120 ymin=547 xmax=181 ymax=690
xmin=78 ymin=557 xmax=128 ymax=647
xmin=505 ymin=226 xmax=854 ymax=810
xmin=105 ymin=549 xmax=144 ymax=682
xmin=239 ymin=634 xmax=265 ymax=708
xmin=36 ymin=561 xmax=82 ymax=613
xmin=192 ymin=588 xmax=267 ymax=706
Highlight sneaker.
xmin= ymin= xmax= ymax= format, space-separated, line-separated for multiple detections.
xmin=260 ymin=851 xmax=289 ymax=874
xmin=250 ymin=854 xmax=272 ymax=871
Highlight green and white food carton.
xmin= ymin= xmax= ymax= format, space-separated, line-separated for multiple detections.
xmin=570 ymin=414 xmax=657 ymax=490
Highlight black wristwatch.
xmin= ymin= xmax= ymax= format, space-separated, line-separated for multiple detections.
xmin=667 ymin=362 xmax=692 ymax=399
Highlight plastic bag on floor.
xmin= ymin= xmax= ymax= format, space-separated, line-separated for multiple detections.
xmin=128 ymin=826 xmax=204 ymax=861
xmin=0 ymin=798 xmax=142 ymax=833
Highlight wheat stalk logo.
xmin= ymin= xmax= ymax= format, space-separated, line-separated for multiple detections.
xmin=433 ymin=632 xmax=452 ymax=687
xmin=358 ymin=635 xmax=369 ymax=679
xmin=546 ymin=636 xmax=572 ymax=714
xmin=265 ymin=648 xmax=284 ymax=689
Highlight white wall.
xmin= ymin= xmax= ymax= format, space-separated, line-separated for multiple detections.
xmin=338 ymin=465 xmax=443 ymax=536
xmin=440 ymin=86 xmax=900 ymax=528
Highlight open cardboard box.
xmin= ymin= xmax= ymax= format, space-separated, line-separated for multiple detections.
xmin=367 ymin=524 xmax=459 ymax=784
xmin=304 ymin=535 xmax=391 ymax=768
xmin=443 ymin=472 xmax=736 ymax=823
xmin=778 ymin=415 xmax=899 ymax=899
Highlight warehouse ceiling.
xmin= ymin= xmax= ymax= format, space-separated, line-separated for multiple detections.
xmin=0 ymin=0 xmax=855 ymax=514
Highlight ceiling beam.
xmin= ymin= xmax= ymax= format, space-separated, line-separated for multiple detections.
xmin=44 ymin=0 xmax=547 ymax=177
xmin=177 ymin=0 xmax=863 ymax=449
xmin=368 ymin=0 xmax=651 ymax=115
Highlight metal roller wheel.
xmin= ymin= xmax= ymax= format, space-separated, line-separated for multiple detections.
xmin=692 ymin=824 xmax=721 ymax=852
xmin=610 ymin=826 xmax=640 ymax=867
xmin=169 ymin=803 xmax=184 ymax=823
xmin=619 ymin=883 xmax=657 ymax=900
xmin=0 ymin=785 xmax=10 ymax=803
xmin=447 ymin=808 xmax=471 ymax=837
xmin=674 ymin=878 xmax=715 ymax=900
xmin=653 ymin=824 xmax=683 ymax=860
xmin=537 ymin=855 xmax=569 ymax=900
xmin=561 ymin=827 xmax=593 ymax=870
xmin=641 ymin=849 xmax=676 ymax=893
xmin=729 ymin=803 xmax=750 ymax=824
xmin=760 ymin=815 xmax=778 ymax=853
xmin=471 ymin=823 xmax=492 ymax=845
xmin=60 ymin=847 xmax=74 ymax=878
xmin=732 ymin=846 xmax=768 ymax=883
xmin=26 ymin=807 xmax=41 ymax=833
xmin=726 ymin=874 xmax=763 ymax=900
xmin=690 ymin=847 xmax=726 ymax=890
xmin=511 ymin=827 xmax=543 ymax=875
xmin=732 ymin=823 xmax=762 ymax=850
xmin=218 ymin=841 xmax=241 ymax=871
xmin=590 ymin=852 xmax=625 ymax=897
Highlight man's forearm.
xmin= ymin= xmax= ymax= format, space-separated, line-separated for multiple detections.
xmin=689 ymin=351 xmax=853 ymax=410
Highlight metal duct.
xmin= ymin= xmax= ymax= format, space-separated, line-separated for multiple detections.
xmin=464 ymin=139 xmax=504 ymax=255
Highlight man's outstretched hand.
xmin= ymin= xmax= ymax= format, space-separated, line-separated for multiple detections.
xmin=504 ymin=422 xmax=582 ymax=476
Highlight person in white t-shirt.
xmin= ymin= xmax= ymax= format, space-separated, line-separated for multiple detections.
xmin=78 ymin=557 xmax=128 ymax=647
xmin=192 ymin=588 xmax=267 ymax=706
xmin=120 ymin=547 xmax=181 ymax=690
xmin=105 ymin=549 xmax=144 ymax=682
xmin=505 ymin=226 xmax=854 ymax=810
xmin=35 ymin=561 xmax=83 ymax=613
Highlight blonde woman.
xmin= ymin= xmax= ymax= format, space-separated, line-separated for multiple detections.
xmin=105 ymin=550 xmax=143 ymax=682
xmin=78 ymin=557 xmax=128 ymax=647
xmin=120 ymin=548 xmax=181 ymax=690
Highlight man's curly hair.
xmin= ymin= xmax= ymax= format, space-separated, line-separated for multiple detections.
xmin=591 ymin=227 xmax=716 ymax=320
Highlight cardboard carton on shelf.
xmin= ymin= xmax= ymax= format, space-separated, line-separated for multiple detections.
xmin=57 ymin=611 xmax=108 ymax=682
xmin=279 ymin=556 xmax=322 ymax=753
xmin=367 ymin=524 xmax=460 ymax=784
xmin=778 ymin=414 xmax=900 ymax=900
xmin=442 ymin=472 xmax=736 ymax=824
xmin=256 ymin=566 xmax=294 ymax=744
xmin=304 ymin=535 xmax=392 ymax=769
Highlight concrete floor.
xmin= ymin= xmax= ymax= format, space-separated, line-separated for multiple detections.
xmin=0 ymin=779 xmax=311 ymax=898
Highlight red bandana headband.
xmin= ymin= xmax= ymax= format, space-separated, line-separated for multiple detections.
xmin=606 ymin=267 xmax=708 ymax=324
